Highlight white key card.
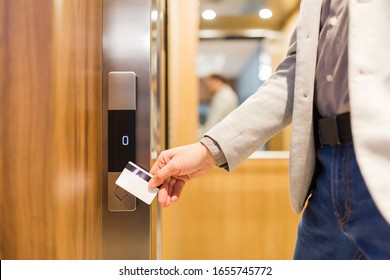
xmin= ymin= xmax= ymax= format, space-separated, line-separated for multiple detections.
xmin=115 ymin=161 xmax=158 ymax=205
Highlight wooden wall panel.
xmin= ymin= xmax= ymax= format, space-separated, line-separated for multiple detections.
xmin=52 ymin=0 xmax=102 ymax=259
xmin=167 ymin=0 xmax=199 ymax=147
xmin=0 ymin=0 xmax=55 ymax=260
xmin=0 ymin=0 xmax=102 ymax=259
xmin=162 ymin=159 xmax=301 ymax=260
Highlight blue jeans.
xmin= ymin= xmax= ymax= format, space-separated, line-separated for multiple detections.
xmin=293 ymin=143 xmax=390 ymax=259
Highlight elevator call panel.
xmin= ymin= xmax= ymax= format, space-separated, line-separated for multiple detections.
xmin=108 ymin=71 xmax=137 ymax=211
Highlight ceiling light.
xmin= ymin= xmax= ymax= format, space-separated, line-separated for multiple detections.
xmin=259 ymin=8 xmax=273 ymax=19
xmin=151 ymin=10 xmax=158 ymax=21
xmin=202 ymin=9 xmax=216 ymax=20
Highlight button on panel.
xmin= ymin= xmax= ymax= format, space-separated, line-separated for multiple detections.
xmin=108 ymin=172 xmax=136 ymax=212
xmin=108 ymin=71 xmax=136 ymax=110
xmin=115 ymin=186 xmax=129 ymax=201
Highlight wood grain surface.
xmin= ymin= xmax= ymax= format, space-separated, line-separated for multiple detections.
xmin=162 ymin=159 xmax=301 ymax=260
xmin=167 ymin=0 xmax=199 ymax=147
xmin=0 ymin=0 xmax=102 ymax=259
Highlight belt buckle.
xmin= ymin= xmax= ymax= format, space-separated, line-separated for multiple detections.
xmin=318 ymin=117 xmax=340 ymax=146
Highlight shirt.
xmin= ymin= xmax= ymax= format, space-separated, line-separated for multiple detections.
xmin=201 ymin=0 xmax=350 ymax=166
xmin=197 ymin=84 xmax=238 ymax=139
xmin=315 ymin=0 xmax=350 ymax=117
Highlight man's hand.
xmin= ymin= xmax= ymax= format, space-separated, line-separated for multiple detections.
xmin=149 ymin=142 xmax=215 ymax=207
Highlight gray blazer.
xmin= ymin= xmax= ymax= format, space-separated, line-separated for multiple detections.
xmin=206 ymin=0 xmax=390 ymax=224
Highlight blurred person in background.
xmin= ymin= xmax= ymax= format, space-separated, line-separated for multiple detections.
xmin=197 ymin=74 xmax=238 ymax=139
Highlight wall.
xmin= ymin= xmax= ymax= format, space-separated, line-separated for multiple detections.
xmin=162 ymin=159 xmax=300 ymax=259
xmin=0 ymin=0 xmax=102 ymax=259
xmin=167 ymin=0 xmax=199 ymax=147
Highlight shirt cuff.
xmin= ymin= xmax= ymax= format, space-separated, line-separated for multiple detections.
xmin=199 ymin=136 xmax=228 ymax=168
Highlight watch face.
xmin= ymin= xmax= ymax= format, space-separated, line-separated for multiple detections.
xmin=108 ymin=110 xmax=136 ymax=172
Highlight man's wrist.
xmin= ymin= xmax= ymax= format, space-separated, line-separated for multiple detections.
xmin=199 ymin=136 xmax=228 ymax=168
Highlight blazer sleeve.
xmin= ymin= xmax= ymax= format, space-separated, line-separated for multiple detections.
xmin=204 ymin=29 xmax=297 ymax=171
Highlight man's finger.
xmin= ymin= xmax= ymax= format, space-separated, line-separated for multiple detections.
xmin=149 ymin=150 xmax=174 ymax=175
xmin=168 ymin=177 xmax=176 ymax=197
xmin=170 ymin=179 xmax=185 ymax=203
xmin=149 ymin=160 xmax=179 ymax=188
xmin=158 ymin=180 xmax=169 ymax=207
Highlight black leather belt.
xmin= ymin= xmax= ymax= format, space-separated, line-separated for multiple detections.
xmin=318 ymin=112 xmax=352 ymax=146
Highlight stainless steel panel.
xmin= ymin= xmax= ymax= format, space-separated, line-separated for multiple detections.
xmin=103 ymin=0 xmax=152 ymax=260
xmin=108 ymin=71 xmax=137 ymax=110
xmin=150 ymin=0 xmax=167 ymax=260
xmin=108 ymin=172 xmax=136 ymax=212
